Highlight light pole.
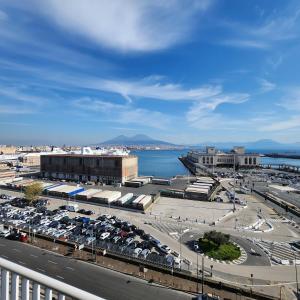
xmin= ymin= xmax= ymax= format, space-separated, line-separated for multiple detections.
xmin=233 ymin=154 xmax=236 ymax=212
xmin=196 ymin=252 xmax=199 ymax=293
xmin=294 ymin=252 xmax=299 ymax=298
xmin=201 ymin=256 xmax=204 ymax=294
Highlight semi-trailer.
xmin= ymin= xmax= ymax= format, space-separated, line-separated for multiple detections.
xmin=117 ymin=193 xmax=134 ymax=205
xmin=132 ymin=194 xmax=145 ymax=206
xmin=137 ymin=195 xmax=152 ymax=210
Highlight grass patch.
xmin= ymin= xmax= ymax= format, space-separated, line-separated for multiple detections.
xmin=198 ymin=233 xmax=241 ymax=261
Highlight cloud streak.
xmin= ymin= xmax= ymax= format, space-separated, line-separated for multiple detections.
xmin=30 ymin=0 xmax=212 ymax=52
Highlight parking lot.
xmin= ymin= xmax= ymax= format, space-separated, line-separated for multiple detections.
xmin=0 ymin=193 xmax=189 ymax=271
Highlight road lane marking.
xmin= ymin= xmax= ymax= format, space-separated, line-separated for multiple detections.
xmin=56 ymin=275 xmax=64 ymax=280
xmin=37 ymin=268 xmax=45 ymax=273
xmin=18 ymin=261 xmax=25 ymax=265
xmin=66 ymin=266 xmax=74 ymax=271
xmin=48 ymin=260 xmax=57 ymax=265
xmin=1 ymin=255 xmax=9 ymax=259
xmin=30 ymin=254 xmax=38 ymax=258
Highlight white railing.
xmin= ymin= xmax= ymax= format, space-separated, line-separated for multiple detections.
xmin=0 ymin=257 xmax=104 ymax=300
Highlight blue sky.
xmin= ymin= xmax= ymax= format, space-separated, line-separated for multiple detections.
xmin=1 ymin=0 xmax=300 ymax=145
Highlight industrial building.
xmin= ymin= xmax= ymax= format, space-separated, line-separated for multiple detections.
xmin=40 ymin=153 xmax=138 ymax=185
xmin=187 ymin=146 xmax=260 ymax=168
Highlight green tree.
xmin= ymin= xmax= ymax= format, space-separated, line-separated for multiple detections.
xmin=24 ymin=182 xmax=43 ymax=205
xmin=203 ymin=231 xmax=230 ymax=246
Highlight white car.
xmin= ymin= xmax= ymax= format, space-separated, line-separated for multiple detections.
xmin=140 ymin=249 xmax=151 ymax=259
xmin=100 ymin=232 xmax=110 ymax=240
xmin=86 ymin=237 xmax=96 ymax=245
xmin=159 ymin=244 xmax=171 ymax=254
xmin=133 ymin=248 xmax=143 ymax=257
xmin=0 ymin=230 xmax=10 ymax=238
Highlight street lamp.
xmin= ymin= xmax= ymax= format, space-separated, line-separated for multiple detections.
xmin=210 ymin=265 xmax=213 ymax=277
xmin=294 ymin=252 xmax=299 ymax=298
xmin=196 ymin=252 xmax=199 ymax=293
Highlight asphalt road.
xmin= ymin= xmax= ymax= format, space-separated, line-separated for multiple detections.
xmin=0 ymin=238 xmax=194 ymax=300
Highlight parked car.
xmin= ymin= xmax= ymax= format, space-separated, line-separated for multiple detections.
xmin=133 ymin=248 xmax=143 ymax=257
xmin=158 ymin=244 xmax=171 ymax=254
xmin=100 ymin=232 xmax=110 ymax=240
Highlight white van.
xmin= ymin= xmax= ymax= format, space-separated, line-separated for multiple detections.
xmin=65 ymin=204 xmax=79 ymax=212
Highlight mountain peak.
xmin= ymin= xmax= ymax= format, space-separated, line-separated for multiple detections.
xmin=98 ymin=134 xmax=174 ymax=146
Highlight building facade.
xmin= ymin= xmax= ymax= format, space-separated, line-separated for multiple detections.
xmin=40 ymin=154 xmax=138 ymax=184
xmin=187 ymin=146 xmax=260 ymax=168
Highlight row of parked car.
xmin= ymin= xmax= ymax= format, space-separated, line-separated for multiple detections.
xmin=0 ymin=194 xmax=182 ymax=269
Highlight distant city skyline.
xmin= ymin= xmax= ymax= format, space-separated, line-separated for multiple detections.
xmin=1 ymin=0 xmax=300 ymax=145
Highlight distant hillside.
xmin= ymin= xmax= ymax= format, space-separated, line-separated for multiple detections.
xmin=195 ymin=139 xmax=300 ymax=151
xmin=98 ymin=134 xmax=175 ymax=146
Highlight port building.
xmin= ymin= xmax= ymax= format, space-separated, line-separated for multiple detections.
xmin=187 ymin=146 xmax=260 ymax=168
xmin=40 ymin=153 xmax=138 ymax=184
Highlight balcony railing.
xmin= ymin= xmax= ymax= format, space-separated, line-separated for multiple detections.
xmin=0 ymin=257 xmax=104 ymax=300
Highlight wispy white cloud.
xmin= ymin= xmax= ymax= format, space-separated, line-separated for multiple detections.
xmin=0 ymin=86 xmax=47 ymax=104
xmin=221 ymin=39 xmax=268 ymax=49
xmin=277 ymin=87 xmax=300 ymax=111
xmin=29 ymin=0 xmax=212 ymax=52
xmin=0 ymin=9 xmax=8 ymax=20
xmin=258 ymin=79 xmax=276 ymax=93
xmin=220 ymin=5 xmax=300 ymax=50
xmin=0 ymin=104 xmax=36 ymax=114
xmin=260 ymin=115 xmax=300 ymax=132
xmin=72 ymin=97 xmax=171 ymax=129
xmin=186 ymin=93 xmax=250 ymax=129
xmin=86 ymin=76 xmax=222 ymax=102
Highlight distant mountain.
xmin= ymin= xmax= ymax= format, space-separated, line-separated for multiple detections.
xmin=98 ymin=134 xmax=175 ymax=146
xmin=194 ymin=139 xmax=300 ymax=152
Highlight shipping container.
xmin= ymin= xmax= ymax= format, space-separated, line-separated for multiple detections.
xmin=76 ymin=189 xmax=100 ymax=200
xmin=124 ymin=181 xmax=142 ymax=188
xmin=132 ymin=194 xmax=145 ymax=206
xmin=117 ymin=193 xmax=134 ymax=205
xmin=151 ymin=178 xmax=171 ymax=185
xmin=137 ymin=195 xmax=152 ymax=210
xmin=91 ymin=190 xmax=121 ymax=204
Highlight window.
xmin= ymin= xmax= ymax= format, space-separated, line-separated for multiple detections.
xmin=253 ymin=157 xmax=256 ymax=164
xmin=245 ymin=157 xmax=248 ymax=164
xmin=202 ymin=157 xmax=205 ymax=164
xmin=249 ymin=157 xmax=252 ymax=164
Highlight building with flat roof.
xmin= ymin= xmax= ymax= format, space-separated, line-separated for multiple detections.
xmin=40 ymin=154 xmax=138 ymax=184
xmin=187 ymin=146 xmax=260 ymax=168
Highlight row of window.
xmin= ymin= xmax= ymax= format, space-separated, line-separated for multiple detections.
xmin=244 ymin=157 xmax=256 ymax=164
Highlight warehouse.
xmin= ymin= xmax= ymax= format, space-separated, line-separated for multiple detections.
xmin=40 ymin=153 xmax=138 ymax=184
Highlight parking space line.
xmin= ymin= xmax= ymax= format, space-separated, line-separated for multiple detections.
xmin=1 ymin=255 xmax=9 ymax=259
xmin=48 ymin=260 xmax=58 ymax=265
xmin=13 ymin=248 xmax=21 ymax=252
xmin=18 ymin=261 xmax=25 ymax=265
xmin=30 ymin=254 xmax=38 ymax=258
xmin=66 ymin=266 xmax=74 ymax=271
xmin=56 ymin=275 xmax=64 ymax=280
